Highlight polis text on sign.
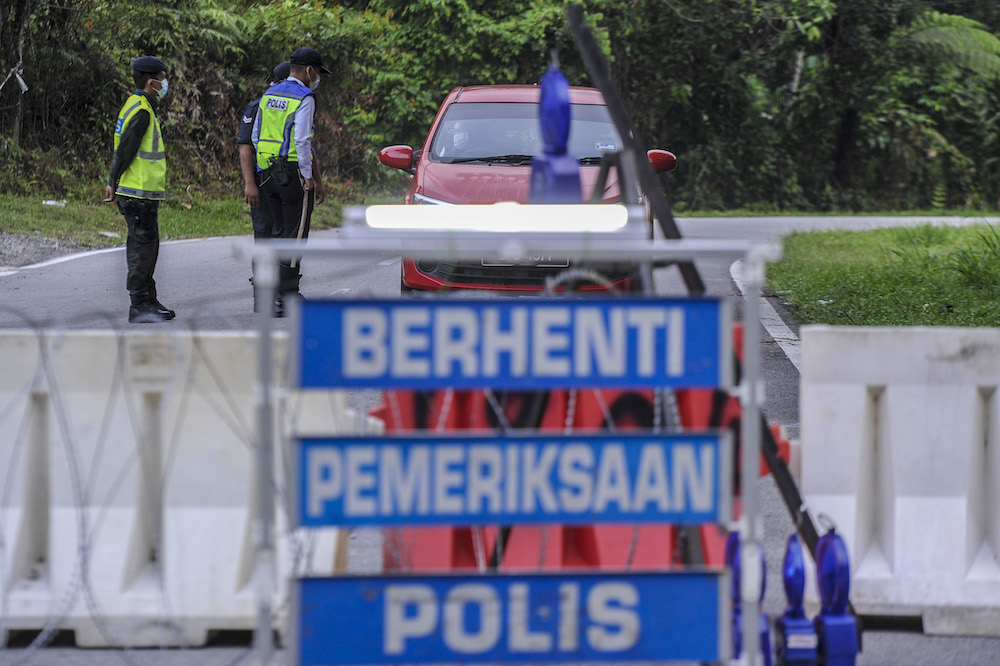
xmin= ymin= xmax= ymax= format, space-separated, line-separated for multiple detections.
xmin=296 ymin=572 xmax=727 ymax=664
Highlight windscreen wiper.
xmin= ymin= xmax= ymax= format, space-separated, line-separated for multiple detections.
xmin=448 ymin=154 xmax=534 ymax=165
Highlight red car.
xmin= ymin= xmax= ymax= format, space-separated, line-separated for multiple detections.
xmin=378 ymin=85 xmax=677 ymax=292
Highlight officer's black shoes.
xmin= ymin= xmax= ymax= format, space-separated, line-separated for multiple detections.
xmin=273 ymin=292 xmax=303 ymax=319
xmin=150 ymin=300 xmax=176 ymax=320
xmin=129 ymin=302 xmax=172 ymax=324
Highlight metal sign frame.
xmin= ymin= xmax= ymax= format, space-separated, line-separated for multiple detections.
xmin=242 ymin=204 xmax=780 ymax=665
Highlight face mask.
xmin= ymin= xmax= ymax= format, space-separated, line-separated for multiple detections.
xmin=156 ymin=78 xmax=169 ymax=99
xmin=453 ymin=131 xmax=469 ymax=150
xmin=309 ymin=73 xmax=320 ymax=91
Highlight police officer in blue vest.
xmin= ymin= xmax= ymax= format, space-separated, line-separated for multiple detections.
xmin=239 ymin=61 xmax=328 ymax=313
xmin=251 ymin=47 xmax=331 ymax=316
xmin=239 ymin=61 xmax=291 ymax=242
xmin=104 ymin=55 xmax=175 ymax=324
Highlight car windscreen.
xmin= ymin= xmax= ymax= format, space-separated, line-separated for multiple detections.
xmin=428 ymin=102 xmax=622 ymax=163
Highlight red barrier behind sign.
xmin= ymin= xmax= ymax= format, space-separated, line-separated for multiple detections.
xmin=375 ymin=323 xmax=785 ymax=573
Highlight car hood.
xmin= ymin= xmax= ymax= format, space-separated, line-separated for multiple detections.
xmin=417 ymin=163 xmax=620 ymax=204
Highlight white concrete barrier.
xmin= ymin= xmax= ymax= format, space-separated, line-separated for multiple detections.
xmin=0 ymin=330 xmax=375 ymax=647
xmin=800 ymin=326 xmax=1000 ymax=636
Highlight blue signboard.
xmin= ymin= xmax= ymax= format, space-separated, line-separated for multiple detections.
xmin=294 ymin=571 xmax=729 ymax=665
xmin=296 ymin=297 xmax=729 ymax=389
xmin=296 ymin=433 xmax=731 ymax=527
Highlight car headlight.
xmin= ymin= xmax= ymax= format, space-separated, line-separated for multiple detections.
xmin=412 ymin=193 xmax=453 ymax=205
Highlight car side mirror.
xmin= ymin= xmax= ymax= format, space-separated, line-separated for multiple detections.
xmin=647 ymin=149 xmax=677 ymax=173
xmin=379 ymin=145 xmax=416 ymax=174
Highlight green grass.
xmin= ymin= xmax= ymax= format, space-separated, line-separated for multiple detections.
xmin=767 ymin=223 xmax=1000 ymax=327
xmin=0 ymin=193 xmax=245 ymax=249
xmin=677 ymin=207 xmax=1000 ymax=218
xmin=0 ymin=186 xmax=405 ymax=249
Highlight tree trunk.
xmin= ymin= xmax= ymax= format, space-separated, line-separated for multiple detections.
xmin=783 ymin=50 xmax=805 ymax=110
xmin=833 ymin=107 xmax=859 ymax=189
xmin=0 ymin=0 xmax=33 ymax=145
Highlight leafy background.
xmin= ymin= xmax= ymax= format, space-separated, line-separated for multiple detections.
xmin=2 ymin=0 xmax=1000 ymax=212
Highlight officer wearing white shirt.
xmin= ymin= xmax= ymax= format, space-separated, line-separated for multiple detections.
xmin=251 ymin=47 xmax=331 ymax=315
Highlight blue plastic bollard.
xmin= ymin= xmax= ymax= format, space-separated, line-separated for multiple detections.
xmin=813 ymin=528 xmax=858 ymax=666
xmin=726 ymin=532 xmax=773 ymax=665
xmin=775 ymin=535 xmax=818 ymax=665
xmin=529 ymin=63 xmax=581 ymax=204
xmin=528 ymin=154 xmax=582 ymax=203
xmin=538 ymin=64 xmax=571 ymax=155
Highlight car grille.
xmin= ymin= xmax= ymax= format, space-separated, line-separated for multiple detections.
xmin=422 ymin=261 xmax=635 ymax=288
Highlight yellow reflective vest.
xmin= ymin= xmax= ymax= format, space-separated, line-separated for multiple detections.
xmin=114 ymin=92 xmax=166 ymax=200
xmin=255 ymin=80 xmax=313 ymax=170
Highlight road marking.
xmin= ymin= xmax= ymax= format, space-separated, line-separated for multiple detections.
xmin=730 ymin=259 xmax=801 ymax=372
xmin=2 ymin=236 xmax=209 ymax=274
xmin=378 ymin=257 xmax=400 ymax=266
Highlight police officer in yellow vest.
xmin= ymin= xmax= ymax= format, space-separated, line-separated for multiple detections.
xmin=251 ymin=47 xmax=331 ymax=316
xmin=104 ymin=55 xmax=175 ymax=324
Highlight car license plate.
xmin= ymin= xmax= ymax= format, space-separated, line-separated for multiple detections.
xmin=482 ymin=255 xmax=570 ymax=268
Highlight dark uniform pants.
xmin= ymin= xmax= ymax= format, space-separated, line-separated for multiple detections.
xmin=260 ymin=169 xmax=314 ymax=295
xmin=117 ymin=197 xmax=161 ymax=306
xmin=251 ymin=170 xmax=283 ymax=241
xmin=250 ymin=205 xmax=278 ymax=240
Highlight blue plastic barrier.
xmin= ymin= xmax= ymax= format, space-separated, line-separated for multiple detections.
xmin=814 ymin=528 xmax=858 ymax=666
xmin=775 ymin=535 xmax=818 ymax=665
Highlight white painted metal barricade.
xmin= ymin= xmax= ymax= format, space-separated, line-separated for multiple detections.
xmin=0 ymin=331 xmax=363 ymax=647
xmin=245 ymin=203 xmax=781 ymax=665
xmin=799 ymin=325 xmax=1000 ymax=636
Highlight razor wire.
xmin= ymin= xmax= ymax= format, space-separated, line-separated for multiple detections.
xmin=1 ymin=313 xmax=168 ymax=665
xmin=0 ymin=297 xmax=361 ymax=663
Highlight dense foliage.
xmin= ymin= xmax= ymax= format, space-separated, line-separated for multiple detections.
xmin=1 ymin=0 xmax=999 ymax=212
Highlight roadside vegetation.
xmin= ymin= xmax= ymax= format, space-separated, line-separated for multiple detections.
xmin=4 ymin=1 xmax=1000 ymax=213
xmin=0 ymin=186 xmax=405 ymax=250
xmin=767 ymin=222 xmax=1000 ymax=327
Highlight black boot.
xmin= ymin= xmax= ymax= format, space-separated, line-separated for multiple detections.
xmin=150 ymin=300 xmax=176 ymax=319
xmin=129 ymin=302 xmax=170 ymax=323
xmin=279 ymin=264 xmax=303 ymax=295
xmin=147 ymin=290 xmax=176 ymax=319
xmin=273 ymin=264 xmax=303 ymax=318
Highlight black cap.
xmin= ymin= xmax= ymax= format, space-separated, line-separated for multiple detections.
xmin=131 ymin=56 xmax=167 ymax=74
xmin=272 ymin=61 xmax=291 ymax=82
xmin=289 ymin=47 xmax=332 ymax=74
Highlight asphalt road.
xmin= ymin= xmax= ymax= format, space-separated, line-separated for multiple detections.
xmin=2 ymin=214 xmax=999 ymax=664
